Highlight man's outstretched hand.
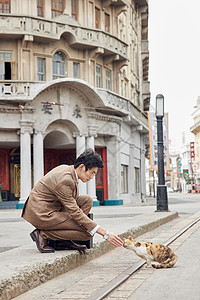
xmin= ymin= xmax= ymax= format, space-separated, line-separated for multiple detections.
xmin=107 ymin=232 xmax=123 ymax=247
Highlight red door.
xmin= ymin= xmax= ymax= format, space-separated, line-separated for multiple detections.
xmin=96 ymin=148 xmax=108 ymax=205
xmin=44 ymin=148 xmax=108 ymax=205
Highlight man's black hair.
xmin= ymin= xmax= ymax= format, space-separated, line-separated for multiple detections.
xmin=74 ymin=148 xmax=104 ymax=171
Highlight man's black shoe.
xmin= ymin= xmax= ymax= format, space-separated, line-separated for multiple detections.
xmin=53 ymin=240 xmax=87 ymax=252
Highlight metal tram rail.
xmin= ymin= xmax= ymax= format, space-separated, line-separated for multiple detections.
xmin=88 ymin=216 xmax=200 ymax=300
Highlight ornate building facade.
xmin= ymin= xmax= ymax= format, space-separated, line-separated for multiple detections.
xmin=191 ymin=97 xmax=200 ymax=188
xmin=0 ymin=0 xmax=150 ymax=207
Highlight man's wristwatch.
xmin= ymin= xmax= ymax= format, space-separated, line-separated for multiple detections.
xmin=103 ymin=231 xmax=109 ymax=240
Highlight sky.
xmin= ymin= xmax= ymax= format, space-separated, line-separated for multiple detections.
xmin=148 ymin=0 xmax=200 ymax=151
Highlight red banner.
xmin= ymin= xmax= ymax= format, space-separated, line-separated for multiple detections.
xmin=190 ymin=142 xmax=195 ymax=160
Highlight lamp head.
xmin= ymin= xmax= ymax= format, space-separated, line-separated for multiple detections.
xmin=155 ymin=94 xmax=164 ymax=117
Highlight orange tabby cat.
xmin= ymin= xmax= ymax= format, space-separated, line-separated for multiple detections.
xmin=123 ymin=236 xmax=178 ymax=268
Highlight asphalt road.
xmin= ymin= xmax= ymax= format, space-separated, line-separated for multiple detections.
xmin=166 ymin=192 xmax=200 ymax=216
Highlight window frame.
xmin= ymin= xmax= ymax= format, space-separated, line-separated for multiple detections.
xmin=121 ymin=164 xmax=128 ymax=194
xmin=52 ymin=52 xmax=66 ymax=80
xmin=37 ymin=0 xmax=44 ymax=17
xmin=73 ymin=62 xmax=80 ymax=79
xmin=0 ymin=0 xmax=11 ymax=13
xmin=37 ymin=57 xmax=46 ymax=81
xmin=105 ymin=13 xmax=110 ymax=32
xmin=95 ymin=7 xmax=100 ymax=29
xmin=0 ymin=50 xmax=12 ymax=80
xmin=71 ymin=0 xmax=78 ymax=20
xmin=96 ymin=64 xmax=102 ymax=88
xmin=51 ymin=0 xmax=64 ymax=18
xmin=106 ymin=68 xmax=111 ymax=90
xmin=135 ymin=167 xmax=140 ymax=193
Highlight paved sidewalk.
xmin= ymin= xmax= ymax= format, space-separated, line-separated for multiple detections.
xmin=0 ymin=199 xmax=177 ymax=300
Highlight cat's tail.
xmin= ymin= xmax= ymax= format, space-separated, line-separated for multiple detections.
xmin=152 ymin=254 xmax=178 ymax=269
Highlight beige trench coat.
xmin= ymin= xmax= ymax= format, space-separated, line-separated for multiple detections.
xmin=22 ymin=165 xmax=97 ymax=235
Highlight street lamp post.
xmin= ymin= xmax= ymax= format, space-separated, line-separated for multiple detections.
xmin=155 ymin=94 xmax=169 ymax=211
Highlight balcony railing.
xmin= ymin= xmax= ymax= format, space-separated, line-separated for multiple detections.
xmin=0 ymin=81 xmax=46 ymax=100
xmin=0 ymin=15 xmax=128 ymax=60
xmin=70 ymin=27 xmax=127 ymax=59
xmin=0 ymin=81 xmax=31 ymax=98
xmin=97 ymin=88 xmax=148 ymax=130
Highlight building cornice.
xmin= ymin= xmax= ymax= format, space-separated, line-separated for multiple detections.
xmin=0 ymin=106 xmax=35 ymax=114
xmin=190 ymin=120 xmax=200 ymax=134
xmin=87 ymin=111 xmax=122 ymax=125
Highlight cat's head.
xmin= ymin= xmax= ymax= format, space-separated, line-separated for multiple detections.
xmin=123 ymin=236 xmax=135 ymax=249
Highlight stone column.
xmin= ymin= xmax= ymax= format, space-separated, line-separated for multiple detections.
xmin=87 ymin=131 xmax=97 ymax=201
xmin=18 ymin=125 xmax=33 ymax=205
xmin=33 ymin=130 xmax=44 ymax=185
xmin=129 ymin=144 xmax=135 ymax=199
xmin=74 ymin=133 xmax=86 ymax=195
xmin=106 ymin=136 xmax=121 ymax=200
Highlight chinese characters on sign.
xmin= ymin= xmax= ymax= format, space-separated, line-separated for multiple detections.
xmin=192 ymin=162 xmax=198 ymax=176
xmin=148 ymin=112 xmax=170 ymax=171
xmin=183 ymin=169 xmax=191 ymax=184
xmin=190 ymin=141 xmax=199 ymax=178
xmin=170 ymin=172 xmax=177 ymax=189
xmin=190 ymin=142 xmax=195 ymax=160
xmin=41 ymin=101 xmax=64 ymax=114
xmin=72 ymin=105 xmax=82 ymax=118
xmin=42 ymin=104 xmax=53 ymax=114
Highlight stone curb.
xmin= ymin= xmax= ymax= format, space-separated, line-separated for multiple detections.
xmin=0 ymin=212 xmax=178 ymax=300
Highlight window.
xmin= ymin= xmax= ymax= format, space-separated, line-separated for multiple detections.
xmin=135 ymin=167 xmax=140 ymax=193
xmin=105 ymin=13 xmax=110 ymax=32
xmin=37 ymin=0 xmax=43 ymax=17
xmin=52 ymin=52 xmax=66 ymax=79
xmin=37 ymin=58 xmax=46 ymax=81
xmin=73 ymin=62 xmax=79 ymax=79
xmin=121 ymin=165 xmax=128 ymax=193
xmin=71 ymin=0 xmax=78 ymax=20
xmin=0 ymin=51 xmax=15 ymax=80
xmin=51 ymin=0 xmax=63 ymax=18
xmin=0 ymin=0 xmax=10 ymax=13
xmin=106 ymin=69 xmax=111 ymax=90
xmin=95 ymin=7 xmax=100 ymax=29
xmin=96 ymin=64 xmax=102 ymax=88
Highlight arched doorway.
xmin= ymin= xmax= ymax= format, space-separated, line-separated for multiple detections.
xmin=44 ymin=120 xmax=77 ymax=174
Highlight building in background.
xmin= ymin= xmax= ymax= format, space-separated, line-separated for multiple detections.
xmin=146 ymin=127 xmax=197 ymax=195
xmin=191 ymin=96 xmax=200 ymax=190
xmin=168 ymin=150 xmax=180 ymax=192
xmin=0 ymin=0 xmax=150 ymax=208
xmin=169 ymin=132 xmax=196 ymax=194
